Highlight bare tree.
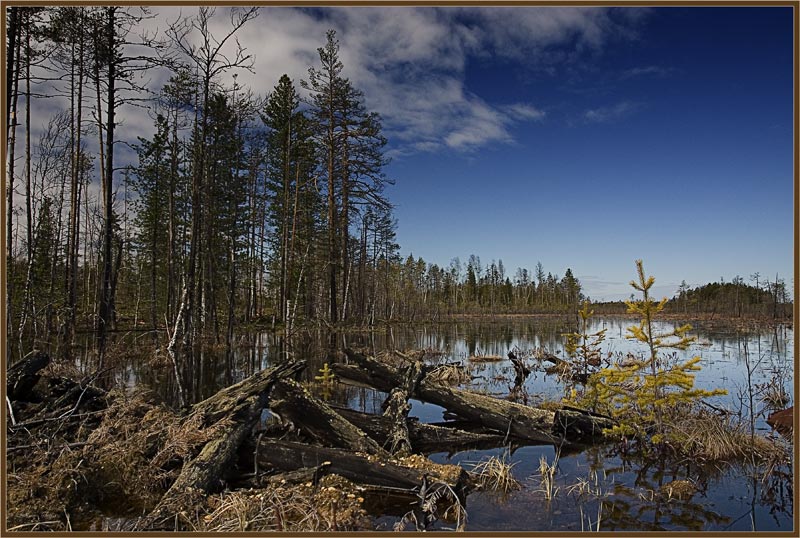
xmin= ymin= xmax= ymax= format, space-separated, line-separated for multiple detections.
xmin=164 ymin=6 xmax=258 ymax=357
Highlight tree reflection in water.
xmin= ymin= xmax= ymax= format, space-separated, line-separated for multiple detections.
xmin=576 ymin=444 xmax=793 ymax=531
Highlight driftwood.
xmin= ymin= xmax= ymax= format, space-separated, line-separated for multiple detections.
xmin=7 ymin=350 xmax=50 ymax=400
xmin=332 ymin=406 xmax=508 ymax=454
xmin=141 ymin=360 xmax=305 ymax=529
xmin=269 ymin=378 xmax=389 ymax=457
xmin=335 ymin=351 xmax=559 ymax=444
xmin=336 ymin=349 xmax=613 ymax=445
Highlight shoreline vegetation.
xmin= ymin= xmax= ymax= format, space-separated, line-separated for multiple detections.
xmin=6 ymin=263 xmax=793 ymax=532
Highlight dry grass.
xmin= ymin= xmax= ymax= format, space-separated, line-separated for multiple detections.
xmin=467 ymin=455 xmax=521 ymax=494
xmin=6 ymin=439 xmax=87 ymax=531
xmin=536 ymin=451 xmax=560 ymax=501
xmin=6 ymin=387 xmax=226 ymax=530
xmin=667 ymin=410 xmax=788 ymax=465
xmin=83 ymin=389 xmax=230 ymax=511
xmin=394 ymin=480 xmax=467 ymax=532
xmin=427 ymin=363 xmax=471 ymax=386
xmin=196 ymin=475 xmax=370 ymax=532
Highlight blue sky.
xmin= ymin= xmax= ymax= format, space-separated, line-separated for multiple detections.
xmin=368 ymin=7 xmax=794 ymax=300
xmin=32 ymin=6 xmax=793 ymax=301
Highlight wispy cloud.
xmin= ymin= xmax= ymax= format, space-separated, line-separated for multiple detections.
xmin=502 ymin=103 xmax=547 ymax=121
xmin=619 ymin=64 xmax=675 ymax=80
xmin=218 ymin=7 xmax=647 ymax=156
xmin=584 ymin=100 xmax=642 ymax=123
xmin=30 ymin=6 xmax=649 ymax=169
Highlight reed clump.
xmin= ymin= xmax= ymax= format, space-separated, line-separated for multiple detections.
xmin=536 ymin=452 xmax=560 ymax=501
xmin=427 ymin=363 xmax=471 ymax=386
xmin=468 ymin=455 xmax=521 ymax=494
xmin=666 ymin=409 xmax=788 ymax=465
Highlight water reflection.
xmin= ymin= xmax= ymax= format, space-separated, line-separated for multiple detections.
xmin=103 ymin=316 xmax=792 ymax=531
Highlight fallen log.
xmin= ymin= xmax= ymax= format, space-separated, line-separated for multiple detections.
xmin=269 ymin=378 xmax=389 ymax=457
xmin=381 ymin=360 xmax=425 ymax=456
xmin=233 ymin=462 xmax=333 ymax=489
xmin=7 ymin=350 xmax=50 ymax=400
xmin=336 ymin=351 xmax=559 ymax=444
xmin=332 ymin=406 xmax=508 ymax=454
xmin=337 ymin=349 xmax=613 ymax=446
xmin=255 ymin=439 xmax=471 ymax=495
xmin=383 ymin=388 xmax=413 ymax=456
xmin=140 ymin=360 xmax=305 ymax=530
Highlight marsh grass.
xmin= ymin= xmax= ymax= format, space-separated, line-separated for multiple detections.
xmin=393 ymin=480 xmax=467 ymax=532
xmin=579 ymin=502 xmax=604 ymax=532
xmin=467 ymin=454 xmax=521 ymax=494
xmin=566 ymin=466 xmax=612 ymax=532
xmin=667 ymin=409 xmax=788 ymax=464
xmin=536 ymin=451 xmax=560 ymax=501
xmin=427 ymin=363 xmax=472 ymax=386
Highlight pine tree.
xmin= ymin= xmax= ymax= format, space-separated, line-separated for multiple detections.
xmin=566 ymin=260 xmax=726 ymax=445
xmin=563 ymin=300 xmax=606 ymax=389
xmin=132 ymin=114 xmax=171 ymax=333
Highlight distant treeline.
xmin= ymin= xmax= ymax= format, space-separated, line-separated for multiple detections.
xmin=591 ymin=277 xmax=793 ymax=320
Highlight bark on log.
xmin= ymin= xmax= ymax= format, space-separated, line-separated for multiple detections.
xmin=380 ymin=361 xmax=423 ymax=456
xmin=269 ymin=378 xmax=389 ymax=457
xmin=555 ymin=406 xmax=615 ymax=442
xmin=255 ymin=439 xmax=471 ymax=496
xmin=336 ymin=351 xmax=560 ymax=444
xmin=383 ymin=388 xmax=412 ymax=456
xmin=7 ymin=350 xmax=49 ymax=400
xmin=140 ymin=360 xmax=305 ymax=530
xmin=337 ymin=349 xmax=613 ymax=445
xmin=332 ymin=406 xmax=508 ymax=454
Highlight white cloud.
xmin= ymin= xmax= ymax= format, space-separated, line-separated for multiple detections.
xmin=584 ymin=101 xmax=642 ymax=123
xmin=23 ymin=5 xmax=648 ymax=182
xmin=619 ymin=64 xmax=675 ymax=80
xmin=502 ymin=103 xmax=546 ymax=121
xmin=183 ymin=6 xmax=646 ymax=156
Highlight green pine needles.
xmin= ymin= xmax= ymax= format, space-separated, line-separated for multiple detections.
xmin=563 ymin=301 xmax=606 ymax=405
xmin=565 ymin=260 xmax=727 ymax=445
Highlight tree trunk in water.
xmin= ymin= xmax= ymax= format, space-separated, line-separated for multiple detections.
xmin=331 ymin=405 xmax=508 ymax=455
xmin=336 ymin=350 xmax=613 ymax=445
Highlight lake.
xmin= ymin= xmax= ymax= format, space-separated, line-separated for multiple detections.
xmin=111 ymin=316 xmax=794 ymax=531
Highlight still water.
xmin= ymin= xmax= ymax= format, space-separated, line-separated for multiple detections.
xmin=116 ymin=316 xmax=794 ymax=531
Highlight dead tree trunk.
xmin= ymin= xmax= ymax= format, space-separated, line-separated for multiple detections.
xmin=140 ymin=360 xmax=305 ymax=530
xmin=331 ymin=406 xmax=508 ymax=455
xmin=269 ymin=378 xmax=389 ymax=457
xmin=254 ymin=439 xmax=471 ymax=495
xmin=337 ymin=349 xmax=613 ymax=445
xmin=7 ymin=350 xmax=50 ymax=400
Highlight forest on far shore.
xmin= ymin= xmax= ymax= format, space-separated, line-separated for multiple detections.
xmin=5 ymin=7 xmax=792 ymax=368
